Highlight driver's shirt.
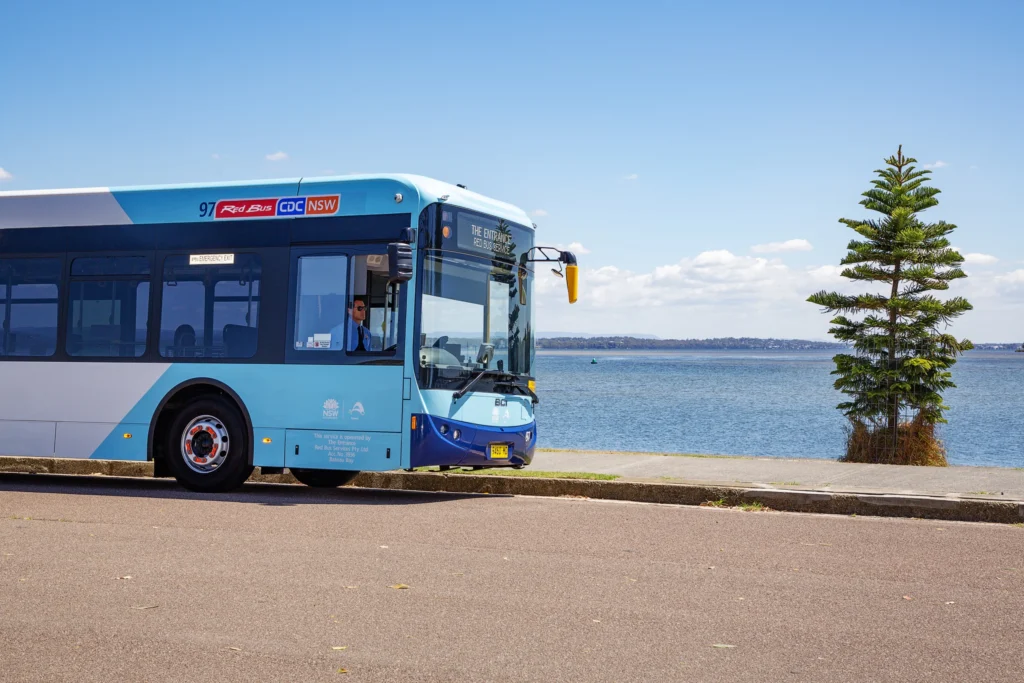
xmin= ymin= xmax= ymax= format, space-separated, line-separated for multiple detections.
xmin=328 ymin=319 xmax=369 ymax=351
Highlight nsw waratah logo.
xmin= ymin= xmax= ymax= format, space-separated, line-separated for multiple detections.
xmin=322 ymin=398 xmax=340 ymax=419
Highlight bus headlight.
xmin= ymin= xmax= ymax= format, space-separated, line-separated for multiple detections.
xmin=525 ymin=430 xmax=533 ymax=442
xmin=452 ymin=429 xmax=461 ymax=441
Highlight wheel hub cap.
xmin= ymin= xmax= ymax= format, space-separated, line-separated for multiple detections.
xmin=180 ymin=415 xmax=229 ymax=474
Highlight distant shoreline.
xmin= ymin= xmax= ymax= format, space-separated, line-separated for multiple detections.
xmin=535 ymin=337 xmax=1021 ymax=352
xmin=537 ymin=348 xmax=1020 ymax=356
xmin=536 ymin=336 xmax=844 ymax=351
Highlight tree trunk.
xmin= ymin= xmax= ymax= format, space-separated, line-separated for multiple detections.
xmin=887 ymin=259 xmax=901 ymax=452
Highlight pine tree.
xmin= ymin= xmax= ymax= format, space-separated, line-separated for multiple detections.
xmin=808 ymin=146 xmax=973 ymax=465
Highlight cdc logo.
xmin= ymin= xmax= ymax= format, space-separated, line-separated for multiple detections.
xmin=276 ymin=198 xmax=307 ymax=216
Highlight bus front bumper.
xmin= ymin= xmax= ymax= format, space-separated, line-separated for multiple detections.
xmin=410 ymin=414 xmax=537 ymax=469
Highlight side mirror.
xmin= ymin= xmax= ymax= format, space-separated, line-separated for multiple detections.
xmin=559 ymin=251 xmax=578 ymax=304
xmin=476 ymin=343 xmax=494 ymax=368
xmin=521 ymin=246 xmax=580 ymax=304
xmin=387 ymin=242 xmax=413 ymax=283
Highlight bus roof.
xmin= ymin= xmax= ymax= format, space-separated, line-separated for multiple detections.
xmin=0 ymin=174 xmax=534 ymax=230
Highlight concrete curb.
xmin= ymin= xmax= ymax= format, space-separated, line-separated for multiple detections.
xmin=2 ymin=457 xmax=1022 ymax=525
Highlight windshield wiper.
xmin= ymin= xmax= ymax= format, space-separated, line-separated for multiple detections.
xmin=496 ymin=377 xmax=539 ymax=405
xmin=452 ymin=370 xmax=511 ymax=402
xmin=451 ymin=370 xmax=539 ymax=405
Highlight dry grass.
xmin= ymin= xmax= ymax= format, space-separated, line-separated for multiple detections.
xmin=700 ymin=499 xmax=770 ymax=512
xmin=843 ymin=415 xmax=948 ymax=467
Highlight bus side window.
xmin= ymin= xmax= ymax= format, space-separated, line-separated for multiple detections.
xmin=66 ymin=256 xmax=150 ymax=358
xmin=348 ymin=253 xmax=399 ymax=354
xmin=293 ymin=255 xmax=348 ymax=351
xmin=0 ymin=258 xmax=61 ymax=358
xmin=159 ymin=254 xmax=261 ymax=359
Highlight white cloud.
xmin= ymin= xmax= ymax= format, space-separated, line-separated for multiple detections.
xmin=537 ymin=250 xmax=799 ymax=311
xmin=211 ymin=153 xmax=221 ymax=160
xmin=551 ymin=242 xmax=592 ymax=256
xmin=963 ymin=253 xmax=998 ymax=265
xmin=805 ymin=264 xmax=845 ymax=283
xmin=533 ymin=248 xmax=1024 ymax=340
xmin=0 ymin=167 xmax=13 ymax=181
xmin=995 ymin=269 xmax=1024 ymax=286
xmin=265 ymin=151 xmax=288 ymax=162
xmin=623 ymin=173 xmax=638 ymax=181
xmin=751 ymin=238 xmax=813 ymax=253
xmin=924 ymin=160 xmax=948 ymax=169
xmin=530 ymin=209 xmax=549 ymax=218
xmin=534 ymin=249 xmax=847 ymax=337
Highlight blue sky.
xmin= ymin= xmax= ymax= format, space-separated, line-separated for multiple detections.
xmin=2 ymin=0 xmax=1022 ymax=340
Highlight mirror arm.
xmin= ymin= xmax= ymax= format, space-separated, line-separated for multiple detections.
xmin=522 ymin=247 xmax=579 ymax=305
xmin=522 ymin=246 xmax=574 ymax=265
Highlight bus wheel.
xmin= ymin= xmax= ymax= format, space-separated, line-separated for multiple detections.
xmin=165 ymin=397 xmax=253 ymax=493
xmin=290 ymin=469 xmax=360 ymax=488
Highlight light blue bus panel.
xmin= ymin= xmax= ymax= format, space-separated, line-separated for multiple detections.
xmin=285 ymin=430 xmax=402 ymax=471
xmin=105 ymin=365 xmax=406 ymax=437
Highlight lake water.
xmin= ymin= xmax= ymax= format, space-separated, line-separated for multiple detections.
xmin=533 ymin=350 xmax=1024 ymax=468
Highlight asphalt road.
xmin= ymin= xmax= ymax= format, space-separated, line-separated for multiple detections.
xmin=1 ymin=474 xmax=1023 ymax=683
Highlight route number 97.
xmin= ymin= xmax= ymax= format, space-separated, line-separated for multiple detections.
xmin=199 ymin=202 xmax=217 ymax=218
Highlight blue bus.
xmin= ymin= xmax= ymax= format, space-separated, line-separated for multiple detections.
xmin=0 ymin=175 xmax=578 ymax=491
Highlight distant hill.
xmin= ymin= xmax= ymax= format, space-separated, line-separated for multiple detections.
xmin=536 ymin=337 xmax=1024 ymax=351
xmin=536 ymin=331 xmax=660 ymax=339
xmin=536 ymin=336 xmax=846 ymax=350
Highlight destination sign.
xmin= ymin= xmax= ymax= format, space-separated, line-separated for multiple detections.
xmin=455 ymin=213 xmax=530 ymax=259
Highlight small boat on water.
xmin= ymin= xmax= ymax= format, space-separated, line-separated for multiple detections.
xmin=591 ymin=358 xmax=598 ymax=364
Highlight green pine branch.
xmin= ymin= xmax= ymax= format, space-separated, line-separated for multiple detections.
xmin=806 ymin=145 xmax=973 ymax=433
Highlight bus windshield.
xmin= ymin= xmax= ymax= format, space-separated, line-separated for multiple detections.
xmin=419 ymin=251 xmax=534 ymax=391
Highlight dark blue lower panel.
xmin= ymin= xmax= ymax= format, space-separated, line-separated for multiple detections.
xmin=410 ymin=414 xmax=536 ymax=468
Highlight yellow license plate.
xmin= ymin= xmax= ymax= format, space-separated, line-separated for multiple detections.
xmin=489 ymin=444 xmax=509 ymax=459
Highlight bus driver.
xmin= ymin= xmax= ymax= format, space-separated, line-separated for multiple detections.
xmin=330 ymin=297 xmax=370 ymax=351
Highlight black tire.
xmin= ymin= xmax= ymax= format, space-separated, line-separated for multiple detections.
xmin=290 ymin=468 xmax=360 ymax=488
xmin=164 ymin=396 xmax=253 ymax=493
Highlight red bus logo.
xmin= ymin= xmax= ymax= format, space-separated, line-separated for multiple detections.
xmin=215 ymin=199 xmax=277 ymax=219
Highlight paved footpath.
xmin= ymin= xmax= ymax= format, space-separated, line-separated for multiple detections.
xmin=531 ymin=449 xmax=1024 ymax=501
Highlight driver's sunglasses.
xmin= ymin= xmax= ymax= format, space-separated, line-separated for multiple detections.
xmin=353 ymin=305 xmax=366 ymax=311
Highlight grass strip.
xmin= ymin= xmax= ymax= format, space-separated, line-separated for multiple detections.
xmin=415 ymin=467 xmax=619 ymax=481
xmin=536 ymin=447 xmax=749 ymax=460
